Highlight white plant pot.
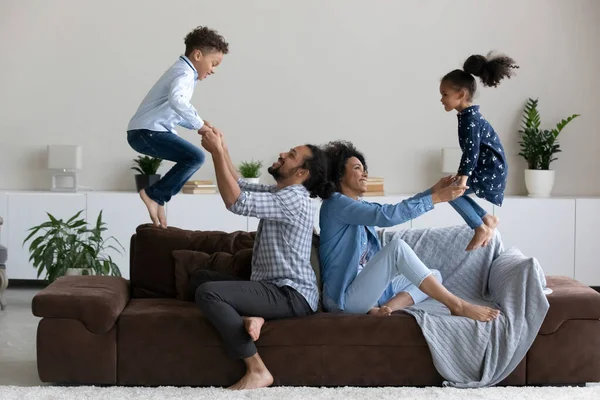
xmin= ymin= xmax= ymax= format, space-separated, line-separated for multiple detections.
xmin=65 ymin=268 xmax=93 ymax=276
xmin=525 ymin=169 xmax=555 ymax=197
xmin=243 ymin=177 xmax=260 ymax=184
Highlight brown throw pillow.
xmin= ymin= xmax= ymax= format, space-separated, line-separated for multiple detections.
xmin=172 ymin=249 xmax=253 ymax=301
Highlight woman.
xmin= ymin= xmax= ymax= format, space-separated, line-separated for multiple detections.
xmin=318 ymin=141 xmax=499 ymax=321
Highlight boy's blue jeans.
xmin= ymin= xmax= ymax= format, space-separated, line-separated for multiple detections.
xmin=127 ymin=129 xmax=205 ymax=205
xmin=449 ymin=189 xmax=488 ymax=229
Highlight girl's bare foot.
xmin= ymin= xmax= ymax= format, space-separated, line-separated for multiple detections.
xmin=481 ymin=215 xmax=499 ymax=247
xmin=139 ymin=189 xmax=159 ymax=226
xmin=243 ymin=317 xmax=265 ymax=342
xmin=367 ymin=306 xmax=393 ymax=316
xmin=449 ymin=299 xmax=500 ymax=322
xmin=229 ymin=369 xmax=274 ymax=390
xmin=157 ymin=205 xmax=167 ymax=228
xmin=466 ymin=224 xmax=493 ymax=251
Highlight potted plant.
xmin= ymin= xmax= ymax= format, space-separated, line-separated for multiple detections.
xmin=132 ymin=155 xmax=162 ymax=192
xmin=238 ymin=160 xmax=263 ymax=184
xmin=23 ymin=210 xmax=123 ymax=282
xmin=518 ymin=98 xmax=580 ymax=197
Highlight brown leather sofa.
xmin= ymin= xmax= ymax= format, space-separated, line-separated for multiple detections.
xmin=32 ymin=224 xmax=600 ymax=386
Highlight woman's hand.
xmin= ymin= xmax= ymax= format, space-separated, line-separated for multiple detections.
xmin=431 ymin=184 xmax=468 ymax=204
xmin=431 ymin=175 xmax=458 ymax=194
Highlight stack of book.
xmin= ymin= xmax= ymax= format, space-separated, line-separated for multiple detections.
xmin=182 ymin=180 xmax=217 ymax=194
xmin=364 ymin=177 xmax=384 ymax=196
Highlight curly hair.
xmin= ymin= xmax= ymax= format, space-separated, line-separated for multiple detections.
xmin=442 ymin=52 xmax=519 ymax=100
xmin=184 ymin=26 xmax=229 ymax=56
xmin=302 ymin=145 xmax=335 ymax=199
xmin=322 ymin=141 xmax=367 ymax=195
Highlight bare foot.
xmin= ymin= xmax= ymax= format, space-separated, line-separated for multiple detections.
xmin=243 ymin=317 xmax=265 ymax=342
xmin=229 ymin=369 xmax=274 ymax=390
xmin=157 ymin=205 xmax=167 ymax=228
xmin=466 ymin=224 xmax=492 ymax=251
xmin=367 ymin=306 xmax=393 ymax=316
xmin=139 ymin=189 xmax=160 ymax=227
xmin=481 ymin=215 xmax=499 ymax=247
xmin=449 ymin=299 xmax=500 ymax=322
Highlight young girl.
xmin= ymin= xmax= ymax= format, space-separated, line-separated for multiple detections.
xmin=439 ymin=52 xmax=519 ymax=251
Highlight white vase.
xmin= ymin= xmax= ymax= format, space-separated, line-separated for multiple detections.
xmin=65 ymin=268 xmax=93 ymax=276
xmin=524 ymin=169 xmax=555 ymax=197
xmin=243 ymin=177 xmax=260 ymax=184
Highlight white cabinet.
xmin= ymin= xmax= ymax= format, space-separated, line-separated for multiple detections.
xmin=167 ymin=194 xmax=247 ymax=233
xmin=411 ymin=195 xmax=494 ymax=229
xmin=7 ymin=193 xmax=86 ymax=279
xmin=575 ymin=199 xmax=600 ymax=286
xmin=494 ymin=197 xmax=576 ymax=278
xmin=86 ymin=192 xmax=151 ymax=280
xmin=0 ymin=192 xmax=7 ymax=246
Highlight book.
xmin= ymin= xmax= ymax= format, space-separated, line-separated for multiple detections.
xmin=182 ymin=188 xmax=217 ymax=194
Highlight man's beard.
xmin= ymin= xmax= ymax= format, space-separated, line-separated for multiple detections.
xmin=268 ymin=164 xmax=283 ymax=181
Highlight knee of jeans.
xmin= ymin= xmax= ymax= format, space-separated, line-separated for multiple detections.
xmin=188 ymin=149 xmax=205 ymax=168
xmin=430 ymin=269 xmax=443 ymax=284
xmin=195 ymin=282 xmax=220 ymax=305
xmin=392 ymin=237 xmax=411 ymax=256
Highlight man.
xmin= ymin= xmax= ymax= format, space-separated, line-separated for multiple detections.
xmin=196 ymin=127 xmax=331 ymax=389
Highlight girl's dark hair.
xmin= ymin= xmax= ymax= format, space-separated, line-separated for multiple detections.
xmin=302 ymin=144 xmax=335 ymax=199
xmin=184 ymin=26 xmax=229 ymax=56
xmin=322 ymin=141 xmax=367 ymax=195
xmin=442 ymin=52 xmax=519 ymax=100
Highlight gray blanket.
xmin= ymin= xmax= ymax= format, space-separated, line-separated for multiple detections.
xmin=379 ymin=225 xmax=549 ymax=388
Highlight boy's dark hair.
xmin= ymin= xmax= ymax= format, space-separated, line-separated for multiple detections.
xmin=442 ymin=52 xmax=519 ymax=100
xmin=184 ymin=26 xmax=229 ymax=56
xmin=302 ymin=144 xmax=335 ymax=199
xmin=322 ymin=141 xmax=368 ymax=195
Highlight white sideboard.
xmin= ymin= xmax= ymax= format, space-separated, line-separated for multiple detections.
xmin=0 ymin=190 xmax=596 ymax=287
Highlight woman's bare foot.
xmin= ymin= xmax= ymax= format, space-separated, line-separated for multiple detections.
xmin=243 ymin=317 xmax=265 ymax=342
xmin=481 ymin=215 xmax=499 ymax=247
xmin=157 ymin=205 xmax=167 ymax=228
xmin=449 ymin=299 xmax=500 ymax=322
xmin=139 ymin=189 xmax=159 ymax=226
xmin=466 ymin=224 xmax=493 ymax=251
xmin=229 ymin=369 xmax=274 ymax=390
xmin=367 ymin=306 xmax=393 ymax=316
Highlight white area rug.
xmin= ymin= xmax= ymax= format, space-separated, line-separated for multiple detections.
xmin=1 ymin=386 xmax=600 ymax=400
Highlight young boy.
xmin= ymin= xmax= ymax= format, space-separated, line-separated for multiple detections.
xmin=127 ymin=26 xmax=229 ymax=227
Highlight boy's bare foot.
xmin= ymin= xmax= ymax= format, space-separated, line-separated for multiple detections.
xmin=481 ymin=215 xmax=499 ymax=247
xmin=449 ymin=299 xmax=500 ymax=322
xmin=157 ymin=205 xmax=167 ymax=228
xmin=243 ymin=317 xmax=265 ymax=342
xmin=466 ymin=224 xmax=493 ymax=251
xmin=139 ymin=189 xmax=159 ymax=227
xmin=367 ymin=306 xmax=393 ymax=316
xmin=229 ymin=369 xmax=274 ymax=390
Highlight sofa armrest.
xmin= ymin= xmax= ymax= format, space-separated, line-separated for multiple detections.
xmin=32 ymin=276 xmax=130 ymax=334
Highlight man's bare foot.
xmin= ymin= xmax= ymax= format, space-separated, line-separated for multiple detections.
xmin=449 ymin=299 xmax=500 ymax=322
xmin=229 ymin=369 xmax=274 ymax=390
xmin=139 ymin=189 xmax=159 ymax=226
xmin=367 ymin=306 xmax=393 ymax=316
xmin=243 ymin=317 xmax=265 ymax=342
xmin=466 ymin=224 xmax=492 ymax=251
xmin=157 ymin=205 xmax=167 ymax=228
xmin=481 ymin=215 xmax=499 ymax=247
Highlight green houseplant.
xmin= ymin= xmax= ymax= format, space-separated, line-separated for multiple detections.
xmin=132 ymin=155 xmax=162 ymax=192
xmin=519 ymin=98 xmax=580 ymax=197
xmin=23 ymin=210 xmax=123 ymax=282
xmin=238 ymin=160 xmax=263 ymax=184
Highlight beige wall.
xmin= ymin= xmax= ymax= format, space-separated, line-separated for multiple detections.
xmin=1 ymin=0 xmax=598 ymax=195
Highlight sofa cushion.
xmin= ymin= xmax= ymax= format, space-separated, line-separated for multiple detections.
xmin=172 ymin=249 xmax=253 ymax=301
xmin=540 ymin=276 xmax=600 ymax=334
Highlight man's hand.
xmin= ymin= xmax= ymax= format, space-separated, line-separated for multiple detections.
xmin=200 ymin=129 xmax=224 ymax=155
xmin=431 ymin=175 xmax=458 ymax=193
xmin=211 ymin=125 xmax=226 ymax=150
xmin=198 ymin=124 xmax=213 ymax=135
xmin=431 ymin=184 xmax=468 ymax=204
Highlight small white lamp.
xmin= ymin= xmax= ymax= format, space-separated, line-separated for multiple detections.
xmin=47 ymin=145 xmax=82 ymax=192
xmin=441 ymin=147 xmax=462 ymax=175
